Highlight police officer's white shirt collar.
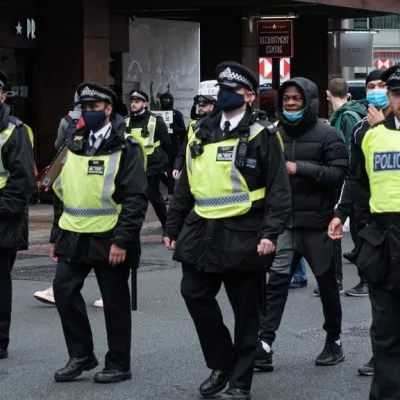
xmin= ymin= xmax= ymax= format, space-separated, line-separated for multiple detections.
xmin=90 ymin=122 xmax=111 ymax=144
xmin=395 ymin=117 xmax=400 ymax=130
xmin=220 ymin=111 xmax=246 ymax=131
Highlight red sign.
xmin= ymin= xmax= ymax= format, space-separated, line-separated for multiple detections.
xmin=257 ymin=20 xmax=294 ymax=58
xmin=373 ymin=58 xmax=394 ymax=70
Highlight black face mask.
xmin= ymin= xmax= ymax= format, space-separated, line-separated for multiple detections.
xmin=217 ymin=90 xmax=245 ymax=111
xmin=82 ymin=109 xmax=107 ymax=132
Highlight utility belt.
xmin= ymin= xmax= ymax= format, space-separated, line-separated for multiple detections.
xmin=370 ymin=212 xmax=400 ymax=227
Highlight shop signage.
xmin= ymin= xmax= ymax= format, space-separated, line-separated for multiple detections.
xmin=257 ymin=20 xmax=294 ymax=58
xmin=15 ymin=18 xmax=36 ymax=39
xmin=340 ymin=32 xmax=373 ymax=67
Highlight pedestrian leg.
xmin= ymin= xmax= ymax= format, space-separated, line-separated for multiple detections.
xmin=224 ymin=270 xmax=263 ymax=391
xmin=147 ymin=174 xmax=168 ymax=229
xmin=53 ymin=261 xmax=93 ymax=357
xmin=0 ymin=248 xmax=17 ymax=352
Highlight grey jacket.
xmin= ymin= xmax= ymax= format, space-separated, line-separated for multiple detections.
xmin=55 ymin=92 xmax=81 ymax=150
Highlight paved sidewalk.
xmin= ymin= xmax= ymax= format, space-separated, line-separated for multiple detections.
xmin=29 ymin=201 xmax=164 ymax=237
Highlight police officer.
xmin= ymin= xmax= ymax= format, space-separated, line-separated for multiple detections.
xmin=51 ymin=82 xmax=148 ymax=383
xmin=328 ymin=65 xmax=400 ymax=400
xmin=173 ymin=80 xmax=218 ymax=178
xmin=0 ymin=70 xmax=35 ymax=360
xmin=125 ymin=90 xmax=170 ymax=232
xmin=163 ymin=61 xmax=291 ymax=400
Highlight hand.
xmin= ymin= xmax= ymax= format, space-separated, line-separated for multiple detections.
xmin=368 ymin=105 xmax=385 ymax=127
xmin=109 ymin=244 xmax=127 ymax=265
xmin=328 ymin=218 xmax=343 ymax=240
xmin=49 ymin=243 xmax=57 ymax=263
xmin=172 ymin=169 xmax=180 ymax=179
xmin=286 ymin=161 xmax=297 ymax=175
xmin=257 ymin=239 xmax=276 ymax=256
xmin=163 ymin=236 xmax=176 ymax=250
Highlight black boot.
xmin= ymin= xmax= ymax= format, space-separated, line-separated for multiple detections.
xmin=199 ymin=369 xmax=230 ymax=397
xmin=358 ymin=357 xmax=374 ymax=376
xmin=254 ymin=340 xmax=274 ymax=372
xmin=54 ymin=355 xmax=99 ymax=382
xmin=220 ymin=388 xmax=251 ymax=399
xmin=94 ymin=369 xmax=132 ymax=384
xmin=315 ymin=340 xmax=345 ymax=366
xmin=0 ymin=349 xmax=8 ymax=360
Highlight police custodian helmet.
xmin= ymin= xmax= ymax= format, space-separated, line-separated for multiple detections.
xmin=215 ymin=61 xmax=259 ymax=93
xmin=76 ymin=82 xmax=118 ymax=104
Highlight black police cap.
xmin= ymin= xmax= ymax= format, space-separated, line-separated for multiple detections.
xmin=0 ymin=70 xmax=8 ymax=90
xmin=215 ymin=61 xmax=259 ymax=93
xmin=195 ymin=95 xmax=217 ymax=105
xmin=76 ymin=82 xmax=117 ymax=104
xmin=382 ymin=65 xmax=400 ymax=91
xmin=129 ymin=89 xmax=149 ymax=102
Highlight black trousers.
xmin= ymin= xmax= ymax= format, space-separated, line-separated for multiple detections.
xmin=259 ymin=228 xmax=342 ymax=346
xmin=53 ymin=260 xmax=131 ymax=371
xmin=333 ymin=240 xmax=343 ymax=282
xmin=147 ymin=174 xmax=167 ymax=229
xmin=0 ymin=248 xmax=17 ymax=350
xmin=369 ymin=284 xmax=400 ymax=400
xmin=166 ymin=152 xmax=176 ymax=195
xmin=181 ymin=264 xmax=263 ymax=391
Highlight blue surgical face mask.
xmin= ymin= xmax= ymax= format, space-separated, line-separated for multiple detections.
xmin=367 ymin=89 xmax=388 ymax=109
xmin=82 ymin=109 xmax=106 ymax=132
xmin=217 ymin=90 xmax=245 ymax=111
xmin=282 ymin=109 xmax=304 ymax=122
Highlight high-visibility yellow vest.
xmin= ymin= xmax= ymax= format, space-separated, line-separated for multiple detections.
xmin=0 ymin=122 xmax=17 ymax=189
xmin=186 ymin=122 xmax=266 ymax=219
xmin=52 ymin=150 xmax=123 ymax=233
xmin=125 ymin=115 xmax=160 ymax=156
xmin=362 ymin=123 xmax=400 ymax=213
xmin=187 ymin=119 xmax=198 ymax=142
xmin=24 ymin=124 xmax=34 ymax=148
xmin=273 ymin=121 xmax=285 ymax=151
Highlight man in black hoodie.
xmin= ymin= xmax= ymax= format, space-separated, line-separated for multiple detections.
xmin=0 ymin=70 xmax=35 ymax=360
xmin=255 ymin=77 xmax=348 ymax=372
xmin=159 ymin=92 xmax=186 ymax=200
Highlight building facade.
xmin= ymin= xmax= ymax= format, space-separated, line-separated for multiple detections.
xmin=1 ymin=0 xmax=398 ymax=168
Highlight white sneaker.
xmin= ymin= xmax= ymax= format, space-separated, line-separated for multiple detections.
xmin=94 ymin=298 xmax=103 ymax=308
xmin=33 ymin=287 xmax=55 ymax=305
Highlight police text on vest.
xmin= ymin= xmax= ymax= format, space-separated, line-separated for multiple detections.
xmin=373 ymin=151 xmax=400 ymax=172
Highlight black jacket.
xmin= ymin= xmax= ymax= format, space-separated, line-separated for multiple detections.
xmin=0 ymin=104 xmax=35 ymax=250
xmin=276 ymin=77 xmax=348 ymax=230
xmin=174 ymin=118 xmax=203 ymax=172
xmin=160 ymin=93 xmax=186 ymax=154
xmin=335 ymin=116 xmax=370 ymax=229
xmin=50 ymin=114 xmax=148 ymax=265
xmin=346 ymin=114 xmax=400 ymax=289
xmin=165 ymin=108 xmax=291 ymax=273
xmin=127 ymin=109 xmax=170 ymax=176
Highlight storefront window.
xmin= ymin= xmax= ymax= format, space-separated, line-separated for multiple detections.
xmin=0 ymin=47 xmax=34 ymax=127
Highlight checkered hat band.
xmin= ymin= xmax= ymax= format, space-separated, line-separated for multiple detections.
xmin=80 ymin=87 xmax=112 ymax=102
xmin=219 ymin=67 xmax=252 ymax=89
xmin=130 ymin=92 xmax=147 ymax=101
xmin=389 ymin=73 xmax=400 ymax=81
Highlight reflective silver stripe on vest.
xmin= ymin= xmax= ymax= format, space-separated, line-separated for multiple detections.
xmin=56 ymin=151 xmax=120 ymax=217
xmin=0 ymin=123 xmax=14 ymax=178
xmin=191 ymin=123 xmax=262 ymax=207
xmin=144 ymin=116 xmax=157 ymax=148
xmin=187 ymin=121 xmax=262 ymax=176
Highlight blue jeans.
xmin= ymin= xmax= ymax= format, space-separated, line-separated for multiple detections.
xmin=293 ymin=257 xmax=307 ymax=282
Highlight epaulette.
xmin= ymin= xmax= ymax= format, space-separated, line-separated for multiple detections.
xmin=126 ymin=136 xmax=139 ymax=145
xmin=255 ymin=117 xmax=278 ymax=134
xmin=8 ymin=116 xmax=23 ymax=127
